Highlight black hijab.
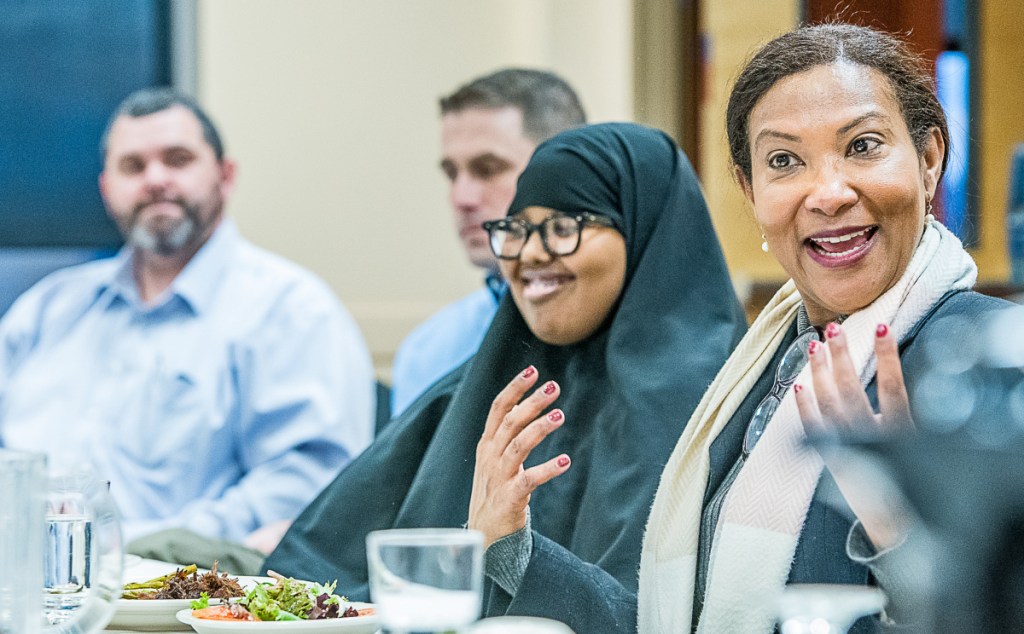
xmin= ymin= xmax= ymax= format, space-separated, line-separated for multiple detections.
xmin=264 ymin=123 xmax=746 ymax=609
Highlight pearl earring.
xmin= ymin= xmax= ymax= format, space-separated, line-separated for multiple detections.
xmin=761 ymin=235 xmax=769 ymax=253
xmin=925 ymin=198 xmax=935 ymax=225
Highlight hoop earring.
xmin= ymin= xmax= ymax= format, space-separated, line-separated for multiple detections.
xmin=761 ymin=235 xmax=769 ymax=253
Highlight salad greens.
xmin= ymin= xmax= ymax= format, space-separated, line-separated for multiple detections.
xmin=240 ymin=576 xmax=345 ymax=621
xmin=190 ymin=592 xmax=210 ymax=610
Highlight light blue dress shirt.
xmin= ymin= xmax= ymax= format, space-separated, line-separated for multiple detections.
xmin=0 ymin=219 xmax=375 ymax=543
xmin=389 ymin=275 xmax=504 ymax=416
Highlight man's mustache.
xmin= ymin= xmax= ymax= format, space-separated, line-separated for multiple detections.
xmin=132 ymin=197 xmax=188 ymax=216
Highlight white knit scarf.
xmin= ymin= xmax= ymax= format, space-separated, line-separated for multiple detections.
xmin=638 ymin=221 xmax=976 ymax=633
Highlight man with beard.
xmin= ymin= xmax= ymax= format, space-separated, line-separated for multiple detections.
xmin=389 ymin=68 xmax=585 ymax=416
xmin=0 ymin=89 xmax=375 ymax=550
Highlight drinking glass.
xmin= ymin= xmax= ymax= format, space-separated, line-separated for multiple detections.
xmin=43 ymin=470 xmax=123 ymax=631
xmin=778 ymin=584 xmax=886 ymax=634
xmin=470 ymin=616 xmax=575 ymax=633
xmin=367 ymin=528 xmax=484 ymax=634
xmin=0 ymin=451 xmax=122 ymax=634
xmin=0 ymin=450 xmax=46 ymax=634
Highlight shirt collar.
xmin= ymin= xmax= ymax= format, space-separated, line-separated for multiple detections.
xmin=99 ymin=218 xmax=238 ymax=316
xmin=485 ymin=271 xmax=507 ymax=304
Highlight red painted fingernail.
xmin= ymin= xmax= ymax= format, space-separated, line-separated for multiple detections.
xmin=522 ymin=366 xmax=536 ymax=379
xmin=548 ymin=409 xmax=563 ymax=423
xmin=808 ymin=340 xmax=819 ymax=355
xmin=876 ymin=324 xmax=889 ymax=338
xmin=543 ymin=381 xmax=557 ymax=395
xmin=557 ymin=455 xmax=570 ymax=468
xmin=825 ymin=322 xmax=841 ymax=339
xmin=794 ymin=383 xmax=803 ymax=393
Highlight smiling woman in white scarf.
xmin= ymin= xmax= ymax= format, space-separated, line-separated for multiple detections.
xmin=639 ymin=24 xmax=1016 ymax=633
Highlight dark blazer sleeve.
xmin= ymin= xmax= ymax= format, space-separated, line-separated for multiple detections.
xmin=483 ymin=532 xmax=637 ymax=634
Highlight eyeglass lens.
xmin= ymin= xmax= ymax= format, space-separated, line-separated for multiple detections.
xmin=490 ymin=216 xmax=582 ymax=259
xmin=742 ymin=331 xmax=819 ymax=456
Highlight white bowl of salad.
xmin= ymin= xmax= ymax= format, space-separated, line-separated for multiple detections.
xmin=175 ymin=573 xmax=377 ymax=634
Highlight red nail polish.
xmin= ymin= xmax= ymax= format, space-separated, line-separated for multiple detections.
xmin=825 ymin=322 xmax=841 ymax=339
xmin=548 ymin=410 xmax=563 ymax=423
xmin=543 ymin=381 xmax=556 ymax=395
xmin=557 ymin=456 xmax=570 ymax=468
xmin=876 ymin=323 xmax=889 ymax=338
xmin=522 ymin=366 xmax=536 ymax=379
xmin=794 ymin=383 xmax=803 ymax=393
xmin=808 ymin=340 xmax=819 ymax=355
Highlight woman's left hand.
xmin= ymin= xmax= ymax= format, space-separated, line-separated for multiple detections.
xmin=794 ymin=321 xmax=915 ymax=550
xmin=467 ymin=366 xmax=572 ymax=548
xmin=795 ymin=321 xmax=914 ymax=434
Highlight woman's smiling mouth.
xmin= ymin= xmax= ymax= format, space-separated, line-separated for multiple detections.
xmin=520 ymin=271 xmax=576 ymax=302
xmin=804 ymin=225 xmax=878 ymax=267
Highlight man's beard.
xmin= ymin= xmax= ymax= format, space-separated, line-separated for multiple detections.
xmin=125 ymin=197 xmax=215 ymax=257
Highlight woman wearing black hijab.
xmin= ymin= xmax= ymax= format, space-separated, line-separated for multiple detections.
xmin=264 ymin=123 xmax=746 ymax=632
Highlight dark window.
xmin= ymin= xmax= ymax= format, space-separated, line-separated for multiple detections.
xmin=0 ymin=0 xmax=172 ymax=248
xmin=0 ymin=1 xmax=173 ymax=315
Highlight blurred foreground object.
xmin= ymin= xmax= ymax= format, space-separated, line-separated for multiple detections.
xmin=839 ymin=305 xmax=1024 ymax=632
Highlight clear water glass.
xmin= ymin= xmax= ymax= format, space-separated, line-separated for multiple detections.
xmin=0 ymin=450 xmax=46 ymax=634
xmin=778 ymin=584 xmax=886 ymax=634
xmin=0 ymin=454 xmax=122 ymax=634
xmin=42 ymin=471 xmax=123 ymax=633
xmin=367 ymin=528 xmax=484 ymax=634
xmin=470 ymin=616 xmax=575 ymax=633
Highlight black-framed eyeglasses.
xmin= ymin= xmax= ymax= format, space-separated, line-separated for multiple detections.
xmin=742 ymin=330 xmax=820 ymax=456
xmin=482 ymin=213 xmax=617 ymax=260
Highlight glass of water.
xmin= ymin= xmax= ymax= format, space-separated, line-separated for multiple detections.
xmin=367 ymin=528 xmax=484 ymax=634
xmin=43 ymin=471 xmax=122 ymax=630
xmin=470 ymin=616 xmax=575 ymax=633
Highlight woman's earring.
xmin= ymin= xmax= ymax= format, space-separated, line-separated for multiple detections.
xmin=925 ymin=198 xmax=935 ymax=225
xmin=761 ymin=235 xmax=769 ymax=253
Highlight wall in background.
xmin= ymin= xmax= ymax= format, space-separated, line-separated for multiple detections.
xmin=696 ymin=0 xmax=799 ymax=293
xmin=195 ymin=0 xmax=633 ymax=376
xmin=974 ymin=0 xmax=1024 ymax=280
xmin=193 ymin=0 xmax=1021 ymax=376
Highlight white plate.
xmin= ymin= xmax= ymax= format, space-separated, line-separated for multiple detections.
xmin=174 ymin=606 xmax=378 ymax=634
xmin=107 ymin=576 xmax=272 ymax=631
xmin=107 ymin=597 xmax=203 ymax=631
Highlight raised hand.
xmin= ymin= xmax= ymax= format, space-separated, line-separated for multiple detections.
xmin=467 ymin=366 xmax=572 ymax=548
xmin=794 ymin=322 xmax=914 ymax=549
xmin=795 ymin=322 xmax=913 ymax=435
